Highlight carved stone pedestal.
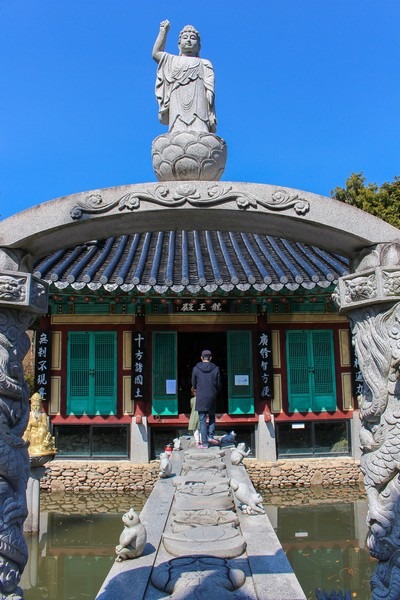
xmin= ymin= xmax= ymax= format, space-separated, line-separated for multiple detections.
xmin=0 ymin=255 xmax=48 ymax=599
xmin=152 ymin=131 xmax=227 ymax=181
xmin=335 ymin=241 xmax=400 ymax=599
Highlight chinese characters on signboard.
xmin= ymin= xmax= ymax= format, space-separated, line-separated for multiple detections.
xmin=174 ymin=300 xmax=227 ymax=313
xmin=351 ymin=345 xmax=365 ymax=399
xmin=34 ymin=330 xmax=51 ymax=400
xmin=257 ymin=332 xmax=273 ymax=400
xmin=132 ymin=332 xmax=146 ymax=401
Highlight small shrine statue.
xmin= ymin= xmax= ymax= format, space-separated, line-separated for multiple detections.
xmin=23 ymin=393 xmax=56 ymax=457
xmin=115 ymin=508 xmax=147 ymax=561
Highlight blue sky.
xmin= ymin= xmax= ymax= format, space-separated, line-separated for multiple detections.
xmin=1 ymin=0 xmax=399 ymax=220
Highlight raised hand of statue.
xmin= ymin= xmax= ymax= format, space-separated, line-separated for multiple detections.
xmin=153 ymin=20 xmax=171 ymax=63
xmin=160 ymin=20 xmax=170 ymax=32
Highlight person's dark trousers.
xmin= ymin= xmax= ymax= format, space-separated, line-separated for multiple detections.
xmin=199 ymin=411 xmax=216 ymax=445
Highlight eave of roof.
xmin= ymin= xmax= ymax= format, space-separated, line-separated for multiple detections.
xmin=34 ymin=230 xmax=349 ymax=296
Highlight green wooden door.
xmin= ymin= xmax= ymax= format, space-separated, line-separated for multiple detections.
xmin=311 ymin=331 xmax=337 ymax=411
xmin=286 ymin=330 xmax=336 ymax=412
xmin=227 ymin=330 xmax=254 ymax=414
xmin=152 ymin=331 xmax=178 ymax=415
xmin=67 ymin=331 xmax=117 ymax=415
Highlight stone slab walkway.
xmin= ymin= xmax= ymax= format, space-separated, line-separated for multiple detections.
xmin=96 ymin=441 xmax=306 ymax=600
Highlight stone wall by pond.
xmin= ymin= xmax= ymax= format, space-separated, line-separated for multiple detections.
xmin=39 ymin=457 xmax=363 ymax=494
xmin=244 ymin=457 xmax=364 ymax=490
xmin=40 ymin=460 xmax=160 ymax=494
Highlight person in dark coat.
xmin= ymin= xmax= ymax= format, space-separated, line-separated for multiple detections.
xmin=191 ymin=350 xmax=221 ymax=448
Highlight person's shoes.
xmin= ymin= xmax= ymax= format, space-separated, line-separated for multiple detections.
xmin=197 ymin=444 xmax=209 ymax=449
xmin=208 ymin=438 xmax=220 ymax=446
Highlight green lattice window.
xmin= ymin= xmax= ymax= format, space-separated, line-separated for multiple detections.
xmin=227 ymin=330 xmax=254 ymax=414
xmin=286 ymin=330 xmax=336 ymax=412
xmin=152 ymin=331 xmax=178 ymax=415
xmin=67 ymin=331 xmax=117 ymax=415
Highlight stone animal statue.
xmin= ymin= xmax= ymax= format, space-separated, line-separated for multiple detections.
xmin=115 ymin=508 xmax=147 ymax=561
xmin=229 ymin=478 xmax=265 ymax=515
xmin=173 ymin=437 xmax=182 ymax=451
xmin=159 ymin=451 xmax=172 ymax=478
xmin=231 ymin=442 xmax=251 ymax=465
xmin=220 ymin=431 xmax=236 ymax=446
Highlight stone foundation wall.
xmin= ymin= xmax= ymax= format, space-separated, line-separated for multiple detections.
xmin=244 ymin=457 xmax=364 ymax=490
xmin=40 ymin=460 xmax=160 ymax=494
xmin=39 ymin=457 xmax=364 ymax=495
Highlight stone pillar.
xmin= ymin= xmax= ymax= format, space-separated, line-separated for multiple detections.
xmin=255 ymin=414 xmax=277 ymax=461
xmin=24 ymin=467 xmax=46 ymax=534
xmin=350 ymin=409 xmax=361 ymax=461
xmin=0 ymin=248 xmax=48 ymax=599
xmin=334 ymin=241 xmax=400 ymax=599
xmin=130 ymin=416 xmax=150 ymax=464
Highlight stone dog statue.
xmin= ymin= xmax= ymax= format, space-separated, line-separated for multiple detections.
xmin=229 ymin=479 xmax=265 ymax=515
xmin=230 ymin=442 xmax=251 ymax=465
xmin=159 ymin=452 xmax=173 ymax=478
xmin=115 ymin=508 xmax=147 ymax=561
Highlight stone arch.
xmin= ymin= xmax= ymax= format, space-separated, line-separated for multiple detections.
xmin=1 ymin=181 xmax=399 ymax=265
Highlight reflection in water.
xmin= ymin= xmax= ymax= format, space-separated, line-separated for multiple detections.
xmin=22 ymin=492 xmax=149 ymax=600
xmin=22 ymin=488 xmax=376 ymax=599
xmin=264 ymin=488 xmax=377 ymax=600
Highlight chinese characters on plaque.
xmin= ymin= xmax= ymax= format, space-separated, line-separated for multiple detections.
xmin=174 ymin=300 xmax=228 ymax=313
xmin=351 ymin=345 xmax=365 ymax=399
xmin=34 ymin=330 xmax=52 ymax=400
xmin=132 ymin=332 xmax=146 ymax=401
xmin=257 ymin=332 xmax=273 ymax=400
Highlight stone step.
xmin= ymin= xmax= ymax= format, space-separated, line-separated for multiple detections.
xmin=96 ymin=440 xmax=306 ymax=600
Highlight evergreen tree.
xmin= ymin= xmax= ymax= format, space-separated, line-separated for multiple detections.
xmin=331 ymin=172 xmax=400 ymax=228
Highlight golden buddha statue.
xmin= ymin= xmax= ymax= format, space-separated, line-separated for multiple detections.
xmin=23 ymin=393 xmax=56 ymax=457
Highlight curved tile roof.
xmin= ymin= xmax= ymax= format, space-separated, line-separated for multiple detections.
xmin=34 ymin=231 xmax=349 ymax=295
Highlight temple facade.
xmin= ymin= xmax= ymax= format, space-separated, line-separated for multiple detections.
xmin=33 ymin=229 xmax=359 ymax=462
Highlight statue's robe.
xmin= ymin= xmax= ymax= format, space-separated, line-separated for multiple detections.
xmin=155 ymin=52 xmax=216 ymax=133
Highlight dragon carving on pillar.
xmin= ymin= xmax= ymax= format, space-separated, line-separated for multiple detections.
xmin=349 ymin=303 xmax=400 ymax=598
xmin=334 ymin=241 xmax=400 ymax=598
xmin=0 ymin=309 xmax=33 ymax=599
xmin=0 ymin=250 xmax=48 ymax=599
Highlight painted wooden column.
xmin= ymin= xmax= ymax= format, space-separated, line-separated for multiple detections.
xmin=0 ymin=248 xmax=48 ymax=599
xmin=334 ymin=241 xmax=400 ymax=599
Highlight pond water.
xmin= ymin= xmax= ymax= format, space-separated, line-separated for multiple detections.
xmin=22 ymin=492 xmax=150 ymax=600
xmin=263 ymin=487 xmax=376 ymax=600
xmin=22 ymin=487 xmax=376 ymax=600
